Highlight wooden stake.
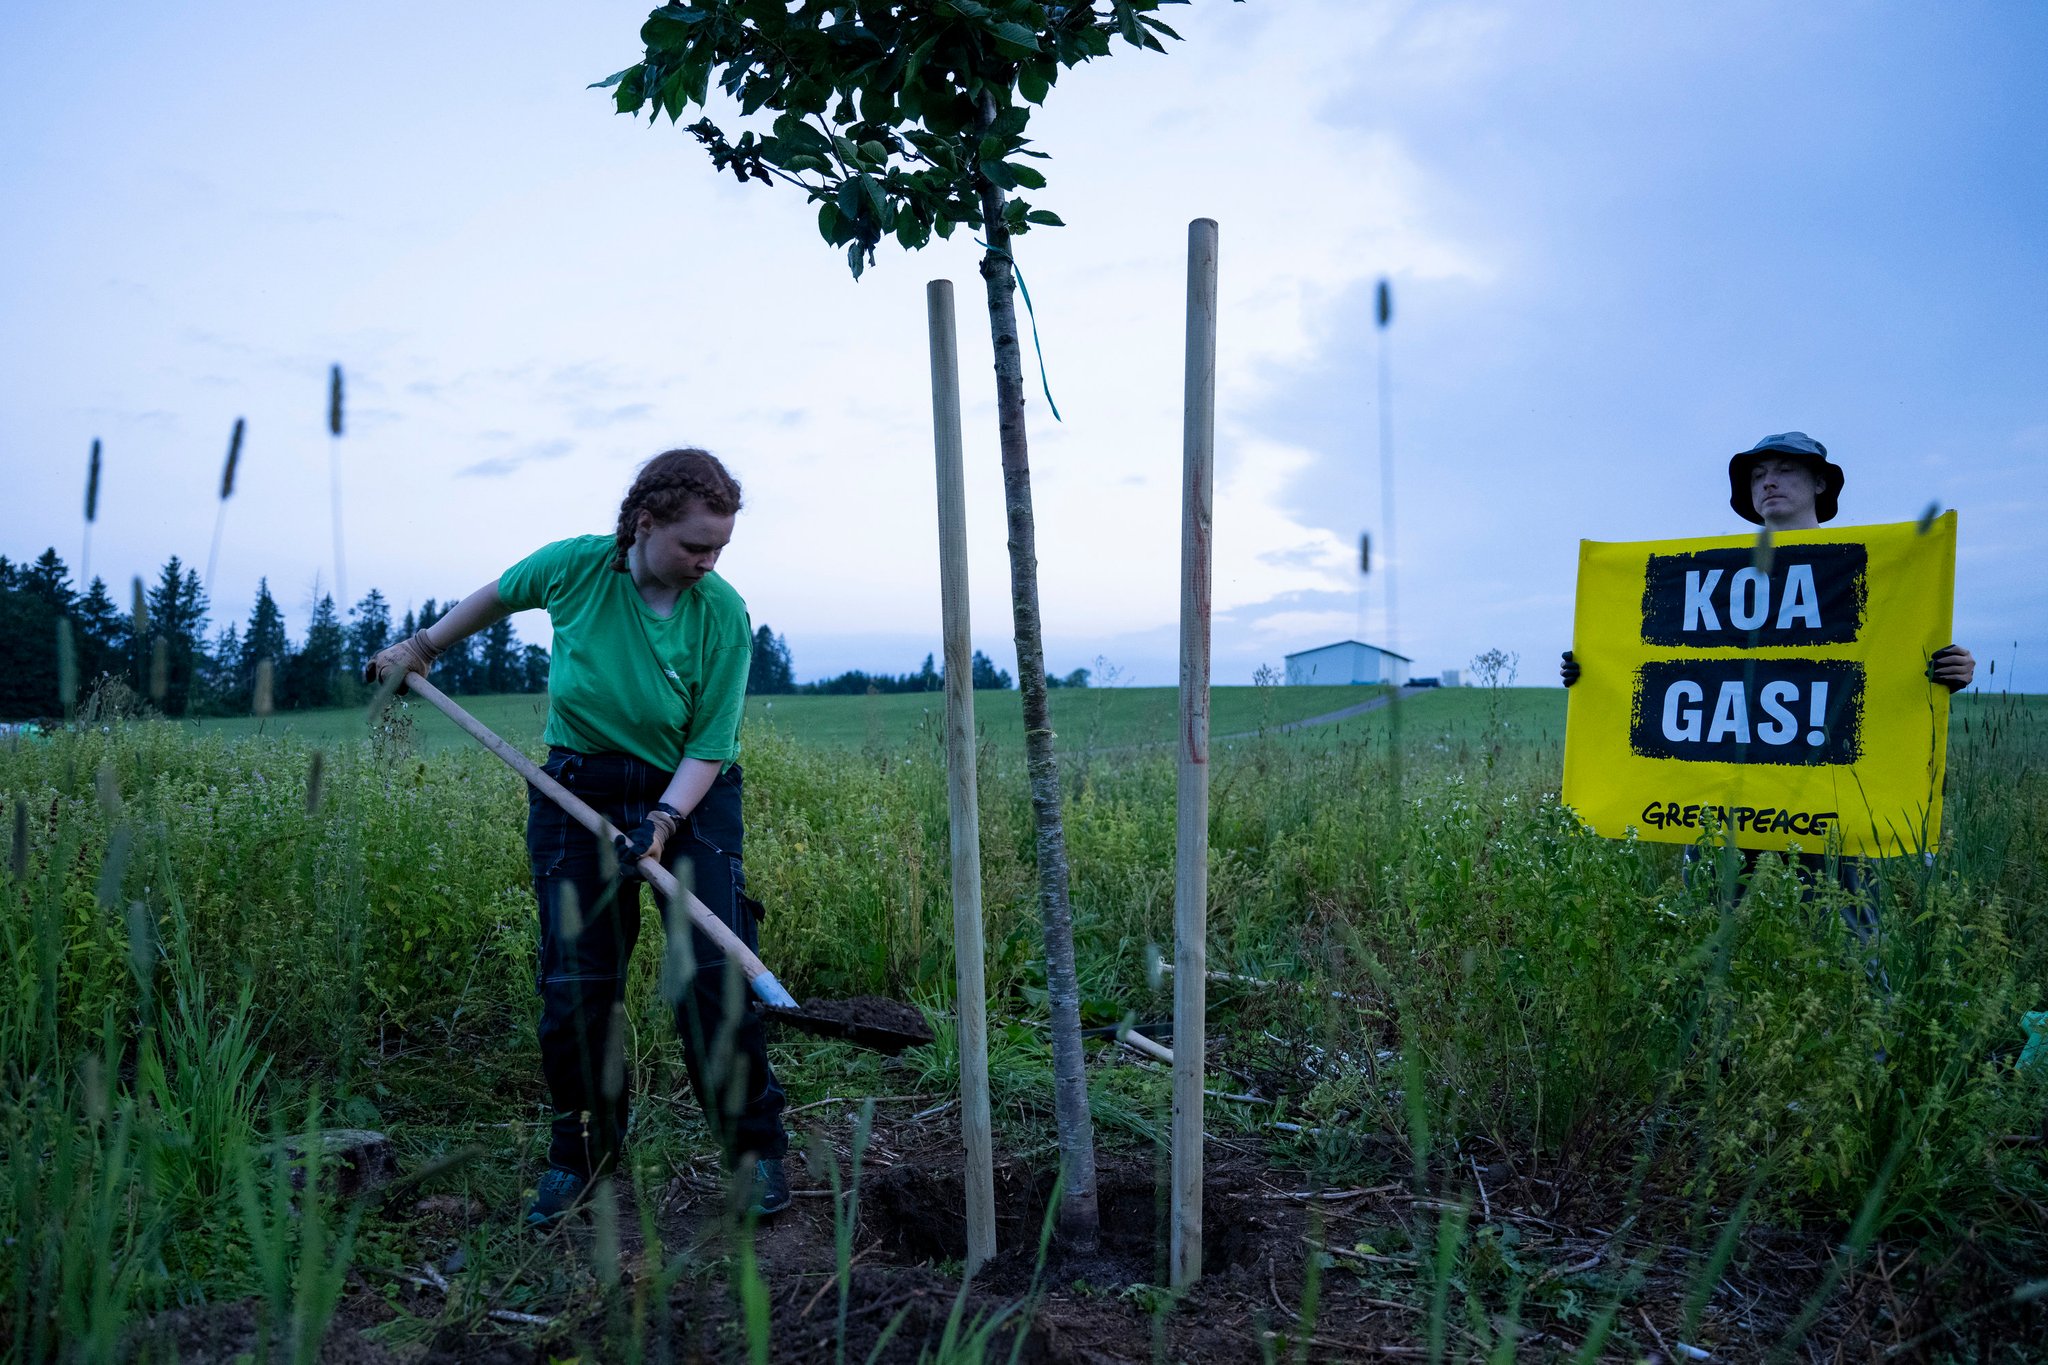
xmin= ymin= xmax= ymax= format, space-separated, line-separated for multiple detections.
xmin=1172 ymin=218 xmax=1218 ymax=1288
xmin=927 ymin=279 xmax=997 ymax=1273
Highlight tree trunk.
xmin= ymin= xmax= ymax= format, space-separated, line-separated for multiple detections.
xmin=974 ymin=96 xmax=1099 ymax=1249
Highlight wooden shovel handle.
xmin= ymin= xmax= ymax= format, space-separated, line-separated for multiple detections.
xmin=402 ymin=674 xmax=798 ymax=1009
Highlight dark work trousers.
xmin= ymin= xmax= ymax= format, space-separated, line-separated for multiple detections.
xmin=526 ymin=748 xmax=788 ymax=1177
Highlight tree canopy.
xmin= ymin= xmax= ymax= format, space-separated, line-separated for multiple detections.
xmin=598 ymin=0 xmax=1194 ymax=276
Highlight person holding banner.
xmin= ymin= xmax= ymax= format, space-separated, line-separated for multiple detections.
xmin=1558 ymin=432 xmax=1975 ymax=938
xmin=1560 ymin=433 xmax=1974 ymax=691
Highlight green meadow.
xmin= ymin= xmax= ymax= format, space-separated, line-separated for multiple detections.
xmin=3 ymin=684 xmax=2043 ymax=1360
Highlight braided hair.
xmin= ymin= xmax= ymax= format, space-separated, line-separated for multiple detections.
xmin=611 ymin=448 xmax=744 ymax=572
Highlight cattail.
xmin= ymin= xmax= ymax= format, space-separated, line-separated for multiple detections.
xmin=1376 ymin=279 xmax=1392 ymax=329
xmin=149 ymin=637 xmax=169 ymax=703
xmin=253 ymin=657 xmax=275 ymax=717
xmin=1751 ymin=526 xmax=1775 ymax=575
xmin=305 ymin=751 xmax=326 ymax=815
xmin=1917 ymin=501 xmax=1941 ymax=534
xmin=55 ymin=617 xmax=76 ymax=717
xmin=328 ymin=365 xmax=348 ymax=608
xmin=222 ymin=418 xmax=244 ymax=499
xmin=82 ymin=439 xmax=101 ymax=580
xmin=206 ymin=418 xmax=246 ymax=595
xmin=95 ymin=761 xmax=123 ymax=817
xmin=130 ymin=576 xmax=148 ymax=636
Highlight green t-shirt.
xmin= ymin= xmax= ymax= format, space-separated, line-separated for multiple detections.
xmin=497 ymin=535 xmax=751 ymax=771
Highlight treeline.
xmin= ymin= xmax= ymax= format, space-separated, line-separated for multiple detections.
xmin=745 ymin=626 xmax=1088 ymax=695
xmin=0 ymin=547 xmax=546 ymax=722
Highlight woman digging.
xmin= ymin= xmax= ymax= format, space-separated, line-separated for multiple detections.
xmin=367 ymin=447 xmax=790 ymax=1228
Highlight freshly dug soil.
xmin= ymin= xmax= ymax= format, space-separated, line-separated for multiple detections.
xmin=795 ymin=995 xmax=934 ymax=1046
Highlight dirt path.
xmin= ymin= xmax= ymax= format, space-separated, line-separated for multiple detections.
xmin=1216 ymin=683 xmax=1427 ymax=741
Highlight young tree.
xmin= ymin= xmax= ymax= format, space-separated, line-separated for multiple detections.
xmin=600 ymin=0 xmax=1195 ymax=1244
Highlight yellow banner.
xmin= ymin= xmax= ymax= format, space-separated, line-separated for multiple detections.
xmin=1561 ymin=514 xmax=1955 ymax=856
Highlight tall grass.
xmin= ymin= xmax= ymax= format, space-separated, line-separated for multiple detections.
xmin=1 ymin=688 xmax=2043 ymax=1357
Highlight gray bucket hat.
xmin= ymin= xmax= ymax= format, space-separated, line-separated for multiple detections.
xmin=1729 ymin=432 xmax=1844 ymax=524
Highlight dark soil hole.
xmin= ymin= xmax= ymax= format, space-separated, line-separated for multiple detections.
xmin=861 ymin=1157 xmax=1271 ymax=1286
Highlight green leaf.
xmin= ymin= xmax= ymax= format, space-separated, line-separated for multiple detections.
xmin=681 ymin=60 xmax=711 ymax=108
xmin=859 ymin=140 xmax=889 ymax=165
xmin=989 ymin=21 xmax=1043 ymax=55
xmin=836 ymin=178 xmax=865 ymax=223
xmin=1024 ymin=209 xmax=1064 ymax=227
xmin=1009 ymin=163 xmax=1046 ymax=190
xmin=846 ymin=242 xmax=866 ymax=279
xmin=1017 ymin=62 xmax=1050 ymax=104
xmin=861 ymin=175 xmax=889 ymax=220
xmin=1111 ymin=0 xmax=1144 ymax=46
xmin=817 ymin=201 xmax=845 ymax=244
xmin=587 ymin=67 xmax=634 ymax=92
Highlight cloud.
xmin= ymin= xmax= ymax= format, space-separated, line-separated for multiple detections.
xmin=574 ymin=402 xmax=654 ymax=429
xmin=456 ymin=437 xmax=575 ymax=478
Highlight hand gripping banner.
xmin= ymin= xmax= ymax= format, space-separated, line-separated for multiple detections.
xmin=1562 ymin=514 xmax=1956 ymax=857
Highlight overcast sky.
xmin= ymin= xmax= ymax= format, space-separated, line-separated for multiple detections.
xmin=3 ymin=1 xmax=2042 ymax=689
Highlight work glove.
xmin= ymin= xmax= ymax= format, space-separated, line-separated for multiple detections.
xmin=1928 ymin=644 xmax=1975 ymax=692
xmin=364 ymin=630 xmax=443 ymax=691
xmin=614 ymin=804 xmax=682 ymax=877
xmin=1560 ymin=650 xmax=1580 ymax=687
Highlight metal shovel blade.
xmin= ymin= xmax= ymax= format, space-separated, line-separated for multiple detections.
xmin=758 ymin=997 xmax=935 ymax=1055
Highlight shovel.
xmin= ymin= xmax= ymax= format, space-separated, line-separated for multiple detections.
xmin=403 ymin=675 xmax=933 ymax=1055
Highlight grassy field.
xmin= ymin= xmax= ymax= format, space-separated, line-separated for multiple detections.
xmin=3 ymin=684 xmax=2043 ymax=1360
xmin=181 ymin=682 xmax=1403 ymax=755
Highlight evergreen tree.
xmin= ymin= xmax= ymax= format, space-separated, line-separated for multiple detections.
xmin=141 ymin=557 xmax=209 ymax=716
xmin=24 ymin=549 xmax=75 ymax=613
xmin=479 ymin=617 xmax=518 ymax=693
xmin=970 ymin=650 xmax=1013 ymax=691
xmin=283 ymin=595 xmax=345 ymax=709
xmin=914 ymin=652 xmax=941 ymax=693
xmin=242 ymin=580 xmax=289 ymax=709
xmin=346 ymin=589 xmax=392 ymax=675
xmin=520 ymin=643 xmax=551 ymax=693
xmin=747 ymin=625 xmax=796 ymax=695
xmin=0 ymin=551 xmax=66 ymax=718
xmin=199 ymin=624 xmax=243 ymax=715
xmin=72 ymin=577 xmax=123 ymax=691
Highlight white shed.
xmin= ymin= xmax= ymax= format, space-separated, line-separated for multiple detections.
xmin=1283 ymin=640 xmax=1412 ymax=687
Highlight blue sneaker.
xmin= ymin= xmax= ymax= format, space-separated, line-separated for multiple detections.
xmin=525 ymin=1166 xmax=590 ymax=1230
xmin=745 ymin=1157 xmax=791 ymax=1219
